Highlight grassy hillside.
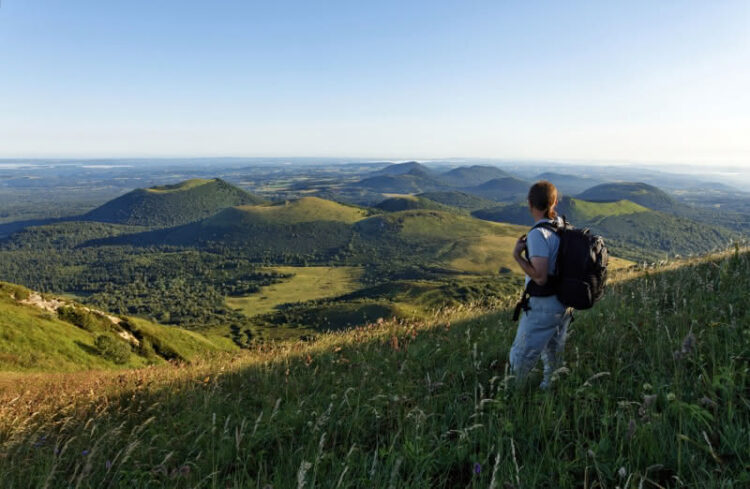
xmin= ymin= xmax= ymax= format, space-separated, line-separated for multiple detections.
xmin=84 ymin=178 xmax=266 ymax=227
xmin=474 ymin=197 xmax=737 ymax=262
xmin=463 ymin=176 xmax=530 ymax=202
xmin=218 ymin=197 xmax=369 ymax=225
xmin=418 ymin=191 xmax=498 ymax=211
xmin=1 ymin=250 xmax=747 ymax=487
xmin=374 ymin=195 xmax=452 ymax=212
xmin=0 ymin=281 xmax=236 ymax=372
xmin=354 ymin=209 xmax=528 ymax=273
xmin=93 ymin=197 xmax=367 ymax=256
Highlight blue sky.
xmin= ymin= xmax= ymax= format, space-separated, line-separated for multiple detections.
xmin=0 ymin=1 xmax=748 ymax=165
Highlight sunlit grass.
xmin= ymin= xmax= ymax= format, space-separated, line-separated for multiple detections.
xmin=0 ymin=248 xmax=748 ymax=487
xmin=226 ymin=266 xmax=364 ymax=317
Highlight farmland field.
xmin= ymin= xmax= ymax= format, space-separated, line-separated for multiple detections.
xmin=226 ymin=266 xmax=364 ymax=317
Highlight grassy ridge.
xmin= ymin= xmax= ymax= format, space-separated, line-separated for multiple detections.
xmin=0 ymin=282 xmax=237 ymax=372
xmin=1 ymin=250 xmax=747 ymax=487
xmin=208 ymin=197 xmax=369 ymax=225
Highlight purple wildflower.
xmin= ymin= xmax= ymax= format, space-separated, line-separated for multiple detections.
xmin=473 ymin=462 xmax=481 ymax=474
xmin=82 ymin=450 xmax=89 ymax=456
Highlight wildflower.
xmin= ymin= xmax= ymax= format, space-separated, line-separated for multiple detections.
xmin=642 ymin=394 xmax=657 ymax=408
xmin=473 ymin=462 xmax=481 ymax=474
xmin=626 ymin=418 xmax=636 ymax=441
xmin=681 ymin=332 xmax=696 ymax=354
xmin=82 ymin=450 xmax=89 ymax=456
xmin=105 ymin=460 xmax=112 ymax=469
xmin=618 ymin=467 xmax=627 ymax=478
xmin=698 ymin=396 xmax=718 ymax=409
xmin=674 ymin=332 xmax=697 ymax=359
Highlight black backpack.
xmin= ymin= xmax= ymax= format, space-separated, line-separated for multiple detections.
xmin=513 ymin=218 xmax=608 ymax=320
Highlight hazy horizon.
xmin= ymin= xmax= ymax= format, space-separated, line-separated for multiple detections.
xmin=1 ymin=1 xmax=748 ymax=166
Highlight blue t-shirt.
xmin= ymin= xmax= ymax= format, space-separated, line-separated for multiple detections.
xmin=524 ymin=218 xmax=560 ymax=286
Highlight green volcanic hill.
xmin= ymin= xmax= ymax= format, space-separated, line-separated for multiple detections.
xmin=473 ymin=197 xmax=737 ymax=261
xmin=208 ymin=197 xmax=368 ymax=225
xmin=84 ymin=178 xmax=266 ymax=227
xmin=354 ymin=209 xmax=527 ymax=273
xmin=98 ymin=197 xmax=368 ymax=256
xmin=462 ymin=176 xmax=530 ymax=201
xmin=577 ymin=182 xmax=676 ymax=211
xmin=0 ymin=281 xmax=236 ymax=372
xmin=439 ymin=165 xmax=512 ymax=187
xmin=352 ymin=170 xmax=445 ymax=194
xmin=374 ymin=195 xmax=452 ymax=212
xmin=369 ymin=161 xmax=434 ymax=177
xmin=418 ymin=191 xmax=498 ymax=211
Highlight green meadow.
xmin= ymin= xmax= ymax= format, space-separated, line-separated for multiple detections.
xmin=226 ymin=266 xmax=364 ymax=317
xmin=1 ymin=249 xmax=747 ymax=487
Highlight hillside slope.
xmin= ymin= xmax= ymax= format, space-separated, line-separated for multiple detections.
xmin=0 ymin=281 xmax=236 ymax=372
xmin=439 ymin=165 xmax=512 ymax=187
xmin=93 ymin=197 xmax=367 ymax=257
xmin=1 ymin=251 xmax=747 ymax=487
xmin=577 ymin=182 xmax=676 ymax=211
xmin=473 ymin=197 xmax=737 ymax=261
xmin=84 ymin=178 xmax=266 ymax=227
xmin=462 ymin=176 xmax=530 ymax=201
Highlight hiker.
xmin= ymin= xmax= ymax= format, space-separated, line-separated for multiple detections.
xmin=509 ymin=181 xmax=573 ymax=389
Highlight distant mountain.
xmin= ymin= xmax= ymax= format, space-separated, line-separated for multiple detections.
xmin=418 ymin=191 xmax=498 ymax=211
xmin=462 ymin=177 xmax=530 ymax=202
xmin=369 ymin=161 xmax=435 ymax=177
xmin=374 ymin=196 xmax=451 ymax=212
xmin=352 ymin=169 xmax=445 ymax=194
xmin=439 ymin=165 xmax=512 ymax=187
xmin=534 ymin=172 xmax=606 ymax=195
xmin=577 ymin=182 xmax=676 ymax=211
xmin=473 ymin=196 xmax=736 ymax=261
xmin=84 ymin=178 xmax=266 ymax=227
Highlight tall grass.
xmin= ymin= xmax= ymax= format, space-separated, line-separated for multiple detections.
xmin=0 ymin=250 xmax=748 ymax=488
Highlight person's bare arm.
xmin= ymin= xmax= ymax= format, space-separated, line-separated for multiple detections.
xmin=513 ymin=236 xmax=549 ymax=285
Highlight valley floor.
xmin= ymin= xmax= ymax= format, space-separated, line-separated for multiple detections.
xmin=0 ymin=249 xmax=748 ymax=488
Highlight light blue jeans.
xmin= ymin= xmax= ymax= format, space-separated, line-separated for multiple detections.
xmin=509 ymin=296 xmax=572 ymax=389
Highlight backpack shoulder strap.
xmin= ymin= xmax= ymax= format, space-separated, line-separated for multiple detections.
xmin=531 ymin=219 xmax=562 ymax=234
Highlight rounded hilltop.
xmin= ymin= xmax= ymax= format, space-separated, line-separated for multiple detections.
xmin=207 ymin=196 xmax=370 ymax=226
xmin=577 ymin=182 xmax=676 ymax=211
xmin=84 ymin=178 xmax=266 ymax=227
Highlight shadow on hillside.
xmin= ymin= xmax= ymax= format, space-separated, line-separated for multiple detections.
xmin=74 ymin=340 xmax=101 ymax=357
xmin=0 ymin=216 xmax=74 ymax=238
xmin=3 ymin=251 xmax=747 ymax=487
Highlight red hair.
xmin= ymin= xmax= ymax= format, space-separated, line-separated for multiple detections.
xmin=528 ymin=181 xmax=558 ymax=219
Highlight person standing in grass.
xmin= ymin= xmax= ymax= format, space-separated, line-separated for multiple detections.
xmin=510 ymin=180 xmax=573 ymax=389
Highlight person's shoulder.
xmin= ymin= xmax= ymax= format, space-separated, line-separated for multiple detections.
xmin=531 ymin=220 xmax=558 ymax=239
